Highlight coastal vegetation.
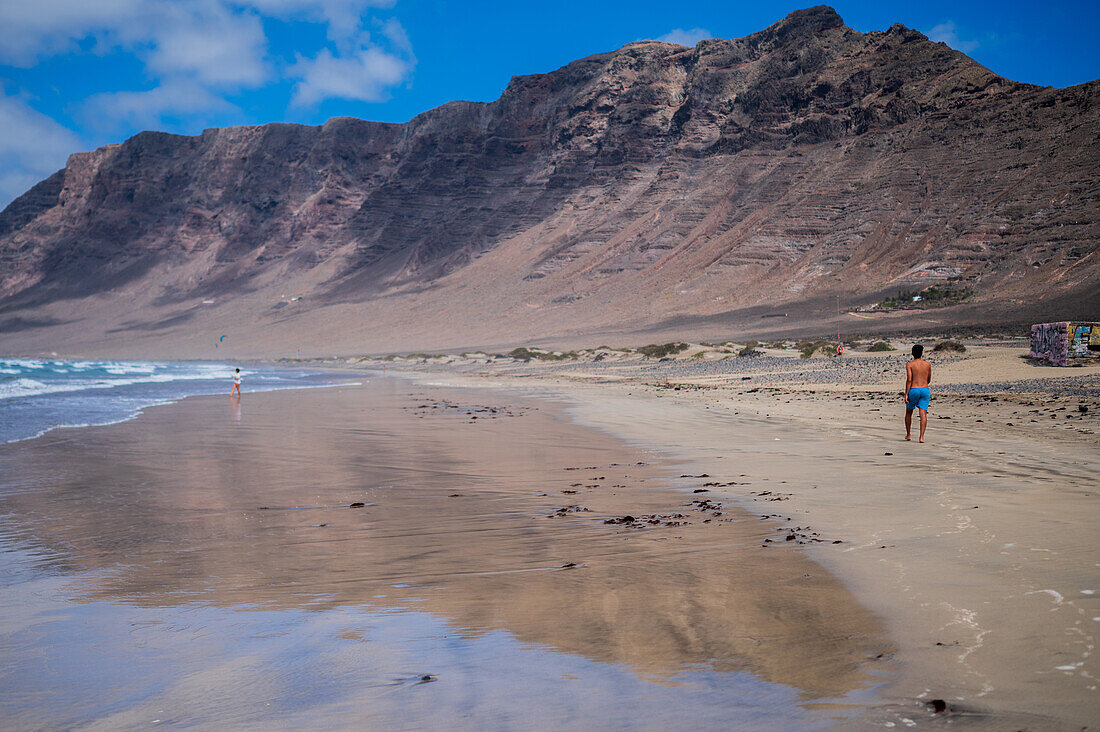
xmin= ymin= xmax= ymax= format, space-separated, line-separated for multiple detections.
xmin=933 ymin=340 xmax=967 ymax=353
xmin=878 ymin=285 xmax=973 ymax=311
xmin=637 ymin=342 xmax=689 ymax=359
xmin=797 ymin=340 xmax=834 ymax=358
xmin=738 ymin=340 xmax=760 ymax=357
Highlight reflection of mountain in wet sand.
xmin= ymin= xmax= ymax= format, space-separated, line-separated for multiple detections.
xmin=0 ymin=378 xmax=892 ymax=698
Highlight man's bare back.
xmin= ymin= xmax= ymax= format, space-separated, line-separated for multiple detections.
xmin=906 ymin=358 xmax=931 ymax=388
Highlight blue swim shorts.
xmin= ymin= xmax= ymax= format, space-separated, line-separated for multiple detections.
xmin=906 ymin=387 xmax=931 ymax=411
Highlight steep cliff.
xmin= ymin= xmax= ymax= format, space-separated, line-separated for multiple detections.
xmin=2 ymin=6 xmax=1097 ymax=356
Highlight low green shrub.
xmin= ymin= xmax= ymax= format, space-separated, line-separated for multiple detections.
xmin=798 ymin=340 xmax=830 ymax=358
xmin=933 ymin=340 xmax=967 ymax=353
xmin=867 ymin=341 xmax=895 ymax=352
xmin=879 ymin=285 xmax=972 ymax=310
xmin=508 ymin=347 xmax=580 ymax=361
xmin=637 ymin=342 xmax=689 ymax=359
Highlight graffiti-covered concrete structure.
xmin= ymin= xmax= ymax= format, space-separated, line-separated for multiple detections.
xmin=1030 ymin=322 xmax=1100 ymax=366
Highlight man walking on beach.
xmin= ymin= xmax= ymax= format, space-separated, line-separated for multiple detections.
xmin=903 ymin=344 xmax=931 ymax=442
xmin=231 ymin=368 xmax=241 ymax=398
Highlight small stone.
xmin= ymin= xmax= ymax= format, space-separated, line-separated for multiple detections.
xmin=884 ymin=452 xmax=893 ymax=456
xmin=927 ymin=699 xmax=947 ymax=713
xmin=349 ymin=502 xmax=365 ymax=508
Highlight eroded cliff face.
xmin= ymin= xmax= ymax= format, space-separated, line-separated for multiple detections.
xmin=1 ymin=6 xmax=1098 ymax=356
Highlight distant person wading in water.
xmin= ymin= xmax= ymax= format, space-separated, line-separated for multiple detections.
xmin=231 ymin=368 xmax=241 ymax=398
xmin=903 ymin=344 xmax=931 ymax=442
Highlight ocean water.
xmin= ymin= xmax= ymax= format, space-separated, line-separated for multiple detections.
xmin=0 ymin=358 xmax=346 ymax=444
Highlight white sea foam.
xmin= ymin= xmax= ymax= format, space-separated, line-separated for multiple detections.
xmin=1 ymin=359 xmax=340 ymax=444
xmin=0 ymin=360 xmax=238 ymax=401
xmin=0 ymin=378 xmax=49 ymax=399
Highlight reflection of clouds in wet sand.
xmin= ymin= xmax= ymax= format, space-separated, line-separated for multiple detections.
xmin=0 ymin=378 xmax=892 ymax=726
xmin=3 ymin=578 xmax=846 ymax=730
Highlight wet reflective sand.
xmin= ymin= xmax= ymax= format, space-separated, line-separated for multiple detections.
xmin=0 ymin=377 xmax=893 ymax=728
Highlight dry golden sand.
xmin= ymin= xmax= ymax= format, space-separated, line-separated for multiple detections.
xmin=383 ymin=345 xmax=1100 ymax=728
xmin=1 ymin=378 xmax=897 ymax=729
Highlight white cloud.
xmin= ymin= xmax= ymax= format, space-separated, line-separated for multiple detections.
xmin=0 ymin=0 xmax=146 ymax=65
xmin=0 ymin=90 xmax=83 ymax=209
xmin=0 ymin=1 xmax=270 ymax=86
xmin=289 ymin=41 xmax=411 ymax=106
xmin=926 ymin=21 xmax=979 ymax=53
xmin=242 ymin=0 xmax=395 ymax=40
xmin=654 ymin=28 xmax=712 ymax=46
xmin=143 ymin=3 xmax=268 ymax=86
xmin=82 ymin=80 xmax=238 ymax=133
xmin=0 ymin=0 xmax=415 ymax=138
xmin=379 ymin=17 xmax=412 ymax=54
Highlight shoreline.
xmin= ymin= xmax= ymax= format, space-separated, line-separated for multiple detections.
xmin=0 ymin=359 xmax=362 ymax=445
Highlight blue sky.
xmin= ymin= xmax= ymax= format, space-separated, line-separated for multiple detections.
xmin=1 ymin=0 xmax=1097 ymax=208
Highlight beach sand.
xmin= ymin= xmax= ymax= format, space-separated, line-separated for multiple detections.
xmin=1 ymin=377 xmax=896 ymax=730
xmin=375 ymin=343 xmax=1100 ymax=728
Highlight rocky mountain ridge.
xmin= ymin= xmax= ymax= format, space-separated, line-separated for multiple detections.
xmin=1 ymin=6 xmax=1097 ymax=357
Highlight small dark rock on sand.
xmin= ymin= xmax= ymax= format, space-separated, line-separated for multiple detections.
xmin=349 ymin=502 xmax=365 ymax=508
xmin=927 ymin=699 xmax=947 ymax=713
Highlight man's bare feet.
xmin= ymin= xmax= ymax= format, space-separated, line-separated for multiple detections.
xmin=919 ymin=438 xmax=925 ymax=443
xmin=905 ymin=435 xmax=911 ymax=441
